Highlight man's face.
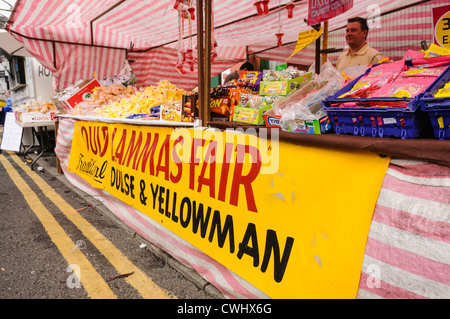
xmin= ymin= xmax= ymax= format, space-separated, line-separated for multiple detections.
xmin=345 ymin=21 xmax=367 ymax=48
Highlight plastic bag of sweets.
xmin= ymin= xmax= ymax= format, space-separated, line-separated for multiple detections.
xmin=371 ymin=78 xmax=435 ymax=99
xmin=228 ymin=87 xmax=249 ymax=121
xmin=239 ymin=93 xmax=264 ymax=109
xmin=398 ymin=66 xmax=447 ymax=78
xmin=228 ymin=87 xmax=249 ymax=107
xmin=279 ymin=66 xmax=305 ymax=80
xmin=338 ymin=75 xmax=391 ymax=98
xmin=339 ymin=60 xmax=405 ymax=98
xmin=263 ymin=70 xmax=280 ymax=81
xmin=365 ymin=59 xmax=405 ymax=79
xmin=402 ymin=50 xmax=425 ymax=60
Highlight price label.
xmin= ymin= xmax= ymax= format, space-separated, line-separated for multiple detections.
xmin=433 ymin=5 xmax=450 ymax=48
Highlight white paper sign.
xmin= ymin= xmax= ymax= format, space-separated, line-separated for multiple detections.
xmin=1 ymin=112 xmax=23 ymax=152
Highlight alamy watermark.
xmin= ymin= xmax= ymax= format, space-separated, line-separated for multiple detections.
xmin=170 ymin=125 xmax=280 ymax=175
xmin=66 ymin=4 xmax=82 ymax=29
xmin=66 ymin=264 xmax=81 ymax=289
xmin=365 ymin=263 xmax=381 ymax=289
xmin=67 ymin=240 xmax=86 ymax=289
xmin=367 ymin=4 xmax=381 ymax=30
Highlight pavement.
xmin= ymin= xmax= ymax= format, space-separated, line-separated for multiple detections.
xmin=7 ymin=136 xmax=224 ymax=299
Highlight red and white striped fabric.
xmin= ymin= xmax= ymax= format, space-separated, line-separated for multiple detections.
xmin=8 ymin=0 xmax=439 ymax=91
xmin=357 ymin=159 xmax=450 ymax=299
xmin=9 ymin=31 xmax=126 ymax=90
xmin=55 ymin=118 xmax=450 ymax=299
xmin=127 ymin=47 xmax=243 ymax=91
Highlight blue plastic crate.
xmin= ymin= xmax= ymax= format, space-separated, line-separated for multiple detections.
xmin=420 ymin=66 xmax=450 ymax=140
xmin=325 ymin=107 xmax=425 ymax=139
xmin=321 ymin=63 xmax=431 ymax=139
xmin=322 ymin=95 xmax=425 ymax=139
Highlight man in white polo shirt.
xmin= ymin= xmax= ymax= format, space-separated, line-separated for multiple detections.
xmin=336 ymin=17 xmax=386 ymax=72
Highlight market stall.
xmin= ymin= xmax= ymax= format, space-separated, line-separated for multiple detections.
xmin=5 ymin=0 xmax=449 ymax=299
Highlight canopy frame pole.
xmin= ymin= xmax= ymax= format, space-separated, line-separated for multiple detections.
xmin=52 ymin=42 xmax=56 ymax=69
xmin=90 ymin=0 xmax=127 ymax=46
xmin=197 ymin=0 xmax=211 ymax=126
xmin=203 ymin=0 xmax=212 ymax=125
xmin=8 ymin=30 xmax=128 ymax=72
xmin=196 ymin=0 xmax=205 ymax=125
xmin=322 ymin=20 xmax=328 ymax=65
xmin=311 ymin=23 xmax=321 ymax=75
xmin=4 ymin=0 xmax=21 ymax=31
xmin=8 ymin=29 xmax=128 ymax=52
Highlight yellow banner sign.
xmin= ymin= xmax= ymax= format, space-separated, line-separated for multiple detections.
xmin=68 ymin=121 xmax=390 ymax=298
xmin=287 ymin=27 xmax=323 ymax=61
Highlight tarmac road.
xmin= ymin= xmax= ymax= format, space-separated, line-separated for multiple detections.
xmin=0 ymin=126 xmax=223 ymax=300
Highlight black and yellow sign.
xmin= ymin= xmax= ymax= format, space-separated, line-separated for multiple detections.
xmin=68 ymin=121 xmax=390 ymax=298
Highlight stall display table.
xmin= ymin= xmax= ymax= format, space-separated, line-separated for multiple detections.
xmin=16 ymin=120 xmax=56 ymax=170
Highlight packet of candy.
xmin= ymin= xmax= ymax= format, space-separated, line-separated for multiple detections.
xmin=238 ymin=93 xmax=252 ymax=107
xmin=402 ymin=50 xmax=425 ymax=60
xmin=229 ymin=87 xmax=250 ymax=105
xmin=423 ymin=43 xmax=450 ymax=58
xmin=365 ymin=60 xmax=405 ymax=79
xmin=339 ymin=60 xmax=405 ymax=98
xmin=239 ymin=71 xmax=263 ymax=89
xmin=371 ymin=78 xmax=435 ymax=98
xmin=338 ymin=75 xmax=391 ymax=98
xmin=399 ymin=66 xmax=447 ymax=78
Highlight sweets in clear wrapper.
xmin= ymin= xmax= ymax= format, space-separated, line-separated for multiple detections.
xmin=161 ymin=101 xmax=182 ymax=122
xmin=90 ymin=84 xmax=137 ymax=105
xmin=98 ymin=81 xmax=185 ymax=118
xmin=262 ymin=67 xmax=305 ymax=81
xmin=19 ymin=101 xmax=58 ymax=113
xmin=69 ymin=81 xmax=186 ymax=119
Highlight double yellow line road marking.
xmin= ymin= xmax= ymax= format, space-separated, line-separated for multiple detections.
xmin=0 ymin=151 xmax=172 ymax=299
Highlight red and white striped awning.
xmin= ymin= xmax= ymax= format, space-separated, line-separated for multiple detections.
xmin=5 ymin=0 xmax=443 ymax=91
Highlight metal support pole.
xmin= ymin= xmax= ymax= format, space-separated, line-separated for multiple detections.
xmin=196 ymin=0 xmax=205 ymax=124
xmin=322 ymin=20 xmax=328 ymax=65
xmin=314 ymin=23 xmax=321 ymax=75
xmin=52 ymin=42 xmax=57 ymax=69
xmin=203 ymin=0 xmax=212 ymax=125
